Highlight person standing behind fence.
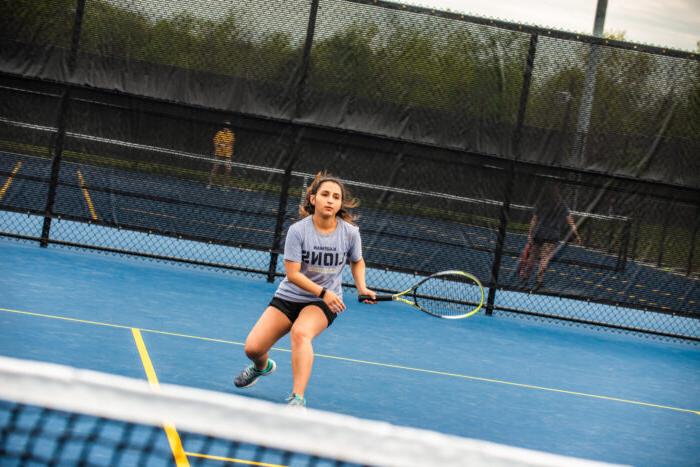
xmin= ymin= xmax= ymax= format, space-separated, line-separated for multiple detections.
xmin=207 ymin=121 xmax=235 ymax=190
xmin=523 ymin=182 xmax=581 ymax=292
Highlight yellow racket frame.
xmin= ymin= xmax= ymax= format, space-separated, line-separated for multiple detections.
xmin=360 ymin=270 xmax=485 ymax=319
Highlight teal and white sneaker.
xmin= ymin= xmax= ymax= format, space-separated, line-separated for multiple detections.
xmin=286 ymin=393 xmax=306 ymax=408
xmin=234 ymin=359 xmax=276 ymax=388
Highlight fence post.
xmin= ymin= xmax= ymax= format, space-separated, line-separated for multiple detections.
xmin=616 ymin=219 xmax=631 ymax=272
xmin=40 ymin=0 xmax=86 ymax=247
xmin=656 ymin=200 xmax=672 ymax=268
xmin=486 ymin=33 xmax=538 ymax=316
xmin=686 ymin=205 xmax=699 ymax=276
xmin=630 ymin=216 xmax=641 ymax=262
xmin=267 ymin=0 xmax=319 ymax=282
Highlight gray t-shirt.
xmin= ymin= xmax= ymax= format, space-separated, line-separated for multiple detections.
xmin=275 ymin=216 xmax=362 ymax=302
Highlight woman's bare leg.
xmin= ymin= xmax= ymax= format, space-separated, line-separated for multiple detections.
xmin=289 ymin=306 xmax=329 ymax=397
xmin=536 ymin=242 xmax=557 ymax=284
xmin=244 ymin=307 xmax=293 ymax=370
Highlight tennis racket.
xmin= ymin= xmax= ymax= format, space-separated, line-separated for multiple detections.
xmin=358 ymin=270 xmax=485 ymax=319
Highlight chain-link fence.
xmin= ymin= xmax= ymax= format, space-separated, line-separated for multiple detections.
xmin=1 ymin=0 xmax=698 ymax=342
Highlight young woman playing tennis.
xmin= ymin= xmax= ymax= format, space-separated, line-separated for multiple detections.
xmin=234 ymin=172 xmax=376 ymax=407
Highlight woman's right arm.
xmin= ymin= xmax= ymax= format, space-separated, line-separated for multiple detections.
xmin=284 ymin=261 xmax=346 ymax=312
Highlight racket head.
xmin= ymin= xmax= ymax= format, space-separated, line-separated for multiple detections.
xmin=410 ymin=270 xmax=485 ymax=319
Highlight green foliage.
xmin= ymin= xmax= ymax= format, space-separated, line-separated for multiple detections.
xmin=310 ymin=19 xmax=525 ymax=122
xmin=378 ymin=22 xmax=447 ymax=108
xmin=526 ymin=67 xmax=580 ymax=130
xmin=2 ymin=0 xmax=76 ymax=47
xmin=310 ymin=22 xmax=379 ymax=97
xmin=530 ymin=42 xmax=658 ymax=135
xmin=78 ymin=1 xmax=299 ymax=81
xmin=592 ymin=48 xmax=657 ymax=135
xmin=666 ymin=60 xmax=700 ymax=139
xmin=6 ymin=0 xmax=699 ymax=142
xmin=258 ymin=32 xmax=298 ymax=82
xmin=80 ymin=0 xmax=152 ymax=60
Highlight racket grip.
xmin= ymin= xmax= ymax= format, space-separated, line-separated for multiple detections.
xmin=358 ymin=294 xmax=393 ymax=302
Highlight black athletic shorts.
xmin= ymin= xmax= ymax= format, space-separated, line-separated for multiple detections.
xmin=269 ymin=297 xmax=337 ymax=327
xmin=533 ymin=225 xmax=562 ymax=245
xmin=532 ymin=234 xmax=560 ymax=245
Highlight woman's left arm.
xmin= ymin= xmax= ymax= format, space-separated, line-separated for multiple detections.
xmin=351 ymin=258 xmax=376 ymax=303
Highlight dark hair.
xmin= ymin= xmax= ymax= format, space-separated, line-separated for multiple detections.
xmin=299 ymin=171 xmax=359 ymax=224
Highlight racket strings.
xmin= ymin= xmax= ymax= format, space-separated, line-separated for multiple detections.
xmin=415 ymin=275 xmax=482 ymax=318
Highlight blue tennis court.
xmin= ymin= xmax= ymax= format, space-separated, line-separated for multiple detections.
xmin=2 ymin=237 xmax=699 ymax=466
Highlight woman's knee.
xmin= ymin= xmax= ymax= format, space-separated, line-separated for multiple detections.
xmin=290 ymin=325 xmax=314 ymax=347
xmin=244 ymin=339 xmax=267 ymax=360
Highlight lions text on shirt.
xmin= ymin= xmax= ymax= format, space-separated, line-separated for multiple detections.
xmin=275 ymin=216 xmax=362 ymax=302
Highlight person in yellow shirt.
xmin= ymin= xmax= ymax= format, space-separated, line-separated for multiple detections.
xmin=208 ymin=121 xmax=235 ymax=190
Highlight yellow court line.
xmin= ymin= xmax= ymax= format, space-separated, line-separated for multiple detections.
xmin=0 ymin=161 xmax=22 ymax=201
xmin=2 ymin=308 xmax=135 ymax=330
xmin=76 ymin=170 xmax=98 ymax=221
xmin=312 ymin=353 xmax=700 ymax=416
xmin=132 ymin=328 xmax=190 ymax=467
xmin=133 ymin=327 xmax=287 ymax=466
xmin=185 ymin=452 xmax=286 ymax=467
xmin=0 ymin=307 xmax=246 ymax=345
xmin=2 ymin=306 xmax=699 ymax=417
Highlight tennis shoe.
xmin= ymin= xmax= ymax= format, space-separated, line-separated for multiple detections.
xmin=234 ymin=359 xmax=276 ymax=388
xmin=286 ymin=393 xmax=306 ymax=408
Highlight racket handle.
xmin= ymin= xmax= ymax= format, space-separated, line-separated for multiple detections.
xmin=358 ymin=294 xmax=393 ymax=302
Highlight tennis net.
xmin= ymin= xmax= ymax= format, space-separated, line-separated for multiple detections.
xmin=0 ymin=356 xmax=617 ymax=467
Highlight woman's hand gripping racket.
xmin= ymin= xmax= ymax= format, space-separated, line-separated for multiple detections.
xmin=358 ymin=270 xmax=485 ymax=319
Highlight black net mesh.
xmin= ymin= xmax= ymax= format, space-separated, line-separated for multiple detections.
xmin=304 ymin=0 xmax=529 ymax=155
xmin=523 ymin=36 xmax=700 ymax=185
xmin=76 ymin=0 xmax=311 ymax=118
xmin=0 ymin=401 xmax=361 ymax=467
xmin=0 ymin=1 xmax=75 ymax=78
